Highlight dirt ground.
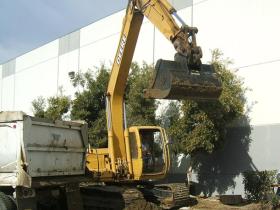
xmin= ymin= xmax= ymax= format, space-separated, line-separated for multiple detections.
xmin=188 ymin=197 xmax=272 ymax=210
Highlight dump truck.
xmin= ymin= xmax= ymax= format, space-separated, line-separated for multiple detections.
xmin=0 ymin=111 xmax=88 ymax=210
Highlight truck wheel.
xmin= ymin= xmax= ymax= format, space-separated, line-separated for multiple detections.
xmin=0 ymin=191 xmax=17 ymax=210
xmin=124 ymin=200 xmax=161 ymax=210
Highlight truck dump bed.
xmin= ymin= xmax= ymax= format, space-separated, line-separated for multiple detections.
xmin=0 ymin=111 xmax=88 ymax=187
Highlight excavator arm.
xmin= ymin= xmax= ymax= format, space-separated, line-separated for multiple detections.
xmin=134 ymin=0 xmax=202 ymax=68
xmin=105 ymin=0 xmax=222 ymax=174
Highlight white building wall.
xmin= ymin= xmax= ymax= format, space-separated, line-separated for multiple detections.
xmin=16 ymin=40 xmax=59 ymax=73
xmin=192 ymin=0 xmax=280 ymax=125
xmin=0 ymin=65 xmax=2 ymax=110
xmin=14 ymin=58 xmax=58 ymax=113
xmin=58 ymin=49 xmax=79 ymax=97
xmin=2 ymin=75 xmax=15 ymax=111
xmin=79 ymin=10 xmax=124 ymax=70
xmin=79 ymin=32 xmax=119 ymax=71
xmin=238 ymin=63 xmax=280 ymax=125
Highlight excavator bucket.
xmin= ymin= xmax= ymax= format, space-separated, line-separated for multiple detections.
xmin=144 ymin=59 xmax=222 ymax=100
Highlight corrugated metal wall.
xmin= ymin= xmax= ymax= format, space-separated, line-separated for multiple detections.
xmin=59 ymin=30 xmax=80 ymax=56
xmin=2 ymin=60 xmax=15 ymax=78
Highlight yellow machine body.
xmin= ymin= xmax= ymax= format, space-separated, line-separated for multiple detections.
xmin=87 ymin=126 xmax=170 ymax=181
xmin=86 ymin=0 xmax=222 ymax=182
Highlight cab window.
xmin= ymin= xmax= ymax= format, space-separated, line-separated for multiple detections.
xmin=140 ymin=129 xmax=165 ymax=173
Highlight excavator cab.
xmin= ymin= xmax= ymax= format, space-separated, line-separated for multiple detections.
xmin=128 ymin=126 xmax=169 ymax=180
xmin=144 ymin=54 xmax=222 ymax=100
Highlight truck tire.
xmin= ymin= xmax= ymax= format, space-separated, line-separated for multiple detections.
xmin=0 ymin=191 xmax=16 ymax=210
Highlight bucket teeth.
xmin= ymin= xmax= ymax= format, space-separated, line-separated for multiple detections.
xmin=144 ymin=59 xmax=222 ymax=100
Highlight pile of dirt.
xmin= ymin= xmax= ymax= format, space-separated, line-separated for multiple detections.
xmin=189 ymin=197 xmax=272 ymax=210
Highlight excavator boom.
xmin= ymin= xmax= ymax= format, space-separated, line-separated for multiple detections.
xmin=88 ymin=0 xmax=222 ymax=180
xmin=105 ymin=0 xmax=222 ymax=172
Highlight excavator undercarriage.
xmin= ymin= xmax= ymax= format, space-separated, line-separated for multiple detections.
xmin=81 ymin=182 xmax=190 ymax=210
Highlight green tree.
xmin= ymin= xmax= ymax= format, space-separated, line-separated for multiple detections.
xmin=159 ymin=101 xmax=182 ymax=155
xmin=70 ymin=66 xmax=110 ymax=147
xmin=70 ymin=63 xmax=158 ymax=147
xmin=161 ymin=49 xmax=247 ymax=155
xmin=69 ymin=63 xmax=158 ymax=146
xmin=32 ymin=63 xmax=158 ymax=147
xmin=126 ymin=62 xmax=158 ymax=126
xmin=32 ymin=96 xmax=46 ymax=118
xmin=32 ymin=88 xmax=71 ymax=121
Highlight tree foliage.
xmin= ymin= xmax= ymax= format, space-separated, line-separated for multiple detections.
xmin=31 ymin=62 xmax=157 ymax=147
xmin=126 ymin=62 xmax=158 ymax=126
xmin=243 ymin=170 xmax=277 ymax=201
xmin=161 ymin=49 xmax=247 ymax=155
xmin=70 ymin=66 xmax=110 ymax=147
xmin=31 ymin=88 xmax=71 ymax=121
xmin=32 ymin=96 xmax=46 ymax=118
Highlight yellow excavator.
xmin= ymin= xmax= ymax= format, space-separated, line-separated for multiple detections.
xmin=83 ymin=0 xmax=222 ymax=209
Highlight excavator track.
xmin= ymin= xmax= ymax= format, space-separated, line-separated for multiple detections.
xmin=156 ymin=183 xmax=189 ymax=209
xmin=81 ymin=185 xmax=123 ymax=209
xmin=80 ymin=182 xmax=189 ymax=210
xmin=81 ymin=184 xmax=159 ymax=210
xmin=140 ymin=183 xmax=190 ymax=209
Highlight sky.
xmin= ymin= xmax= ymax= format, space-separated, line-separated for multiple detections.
xmin=0 ymin=0 xmax=126 ymax=64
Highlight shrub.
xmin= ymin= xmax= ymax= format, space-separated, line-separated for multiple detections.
xmin=270 ymin=194 xmax=280 ymax=209
xmin=243 ymin=170 xmax=277 ymax=201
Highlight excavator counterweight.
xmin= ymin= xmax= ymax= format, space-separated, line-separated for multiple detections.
xmin=144 ymin=58 xmax=222 ymax=100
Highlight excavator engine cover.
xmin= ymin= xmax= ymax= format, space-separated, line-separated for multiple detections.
xmin=144 ymin=59 xmax=222 ymax=100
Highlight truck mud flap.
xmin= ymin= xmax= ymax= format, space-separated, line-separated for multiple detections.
xmin=144 ymin=59 xmax=222 ymax=100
